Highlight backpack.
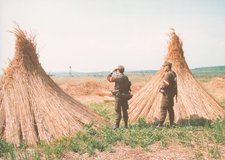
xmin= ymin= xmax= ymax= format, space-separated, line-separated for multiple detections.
xmin=115 ymin=75 xmax=133 ymax=100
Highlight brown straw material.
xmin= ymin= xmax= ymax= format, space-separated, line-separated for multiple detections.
xmin=0 ymin=27 xmax=106 ymax=145
xmin=129 ymin=31 xmax=225 ymax=123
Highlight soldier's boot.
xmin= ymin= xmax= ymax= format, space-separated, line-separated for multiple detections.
xmin=170 ymin=121 xmax=175 ymax=128
xmin=114 ymin=111 xmax=121 ymax=129
xmin=113 ymin=121 xmax=120 ymax=129
xmin=168 ymin=106 xmax=175 ymax=128
xmin=124 ymin=121 xmax=128 ymax=129
xmin=157 ymin=121 xmax=164 ymax=128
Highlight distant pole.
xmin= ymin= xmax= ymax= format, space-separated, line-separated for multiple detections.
xmin=69 ymin=66 xmax=72 ymax=77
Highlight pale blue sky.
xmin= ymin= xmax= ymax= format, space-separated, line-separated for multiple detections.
xmin=0 ymin=0 xmax=225 ymax=74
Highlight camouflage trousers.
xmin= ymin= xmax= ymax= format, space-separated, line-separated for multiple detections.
xmin=115 ymin=97 xmax=128 ymax=128
xmin=159 ymin=95 xmax=174 ymax=125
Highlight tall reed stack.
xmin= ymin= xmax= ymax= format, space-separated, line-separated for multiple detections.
xmin=0 ymin=27 xmax=106 ymax=145
xmin=129 ymin=32 xmax=225 ymax=123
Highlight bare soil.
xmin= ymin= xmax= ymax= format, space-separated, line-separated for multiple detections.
xmin=60 ymin=142 xmax=225 ymax=160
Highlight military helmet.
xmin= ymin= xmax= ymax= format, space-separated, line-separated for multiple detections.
xmin=117 ymin=65 xmax=125 ymax=73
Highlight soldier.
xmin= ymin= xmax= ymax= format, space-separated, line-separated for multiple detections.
xmin=158 ymin=62 xmax=177 ymax=127
xmin=107 ymin=65 xmax=132 ymax=129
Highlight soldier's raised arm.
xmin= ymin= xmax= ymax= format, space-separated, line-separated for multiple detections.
xmin=107 ymin=69 xmax=117 ymax=82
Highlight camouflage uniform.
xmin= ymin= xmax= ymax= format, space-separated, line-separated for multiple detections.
xmin=107 ymin=72 xmax=131 ymax=128
xmin=159 ymin=70 xmax=177 ymax=126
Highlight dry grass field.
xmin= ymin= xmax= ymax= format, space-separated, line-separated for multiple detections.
xmin=53 ymin=74 xmax=225 ymax=107
xmin=52 ymin=74 xmax=151 ymax=105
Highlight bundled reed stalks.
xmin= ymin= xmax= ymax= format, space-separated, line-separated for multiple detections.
xmin=0 ymin=27 xmax=106 ymax=145
xmin=129 ymin=32 xmax=225 ymax=123
xmin=0 ymin=83 xmax=3 ymax=137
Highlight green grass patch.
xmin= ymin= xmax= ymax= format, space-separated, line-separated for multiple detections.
xmin=89 ymin=102 xmax=114 ymax=120
xmin=192 ymin=66 xmax=225 ymax=75
xmin=207 ymin=145 xmax=221 ymax=159
xmin=0 ymin=139 xmax=16 ymax=160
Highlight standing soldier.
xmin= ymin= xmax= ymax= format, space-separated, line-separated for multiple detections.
xmin=107 ymin=65 xmax=132 ymax=129
xmin=158 ymin=62 xmax=177 ymax=127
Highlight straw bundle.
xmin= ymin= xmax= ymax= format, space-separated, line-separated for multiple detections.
xmin=0 ymin=27 xmax=106 ymax=145
xmin=129 ymin=32 xmax=225 ymax=123
xmin=0 ymin=83 xmax=3 ymax=137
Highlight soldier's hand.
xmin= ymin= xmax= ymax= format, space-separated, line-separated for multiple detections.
xmin=159 ymin=88 xmax=165 ymax=94
xmin=113 ymin=68 xmax=118 ymax=72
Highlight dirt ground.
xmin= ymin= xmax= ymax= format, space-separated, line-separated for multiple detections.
xmin=60 ymin=142 xmax=225 ymax=160
xmin=61 ymin=143 xmax=195 ymax=160
xmin=53 ymin=75 xmax=225 ymax=160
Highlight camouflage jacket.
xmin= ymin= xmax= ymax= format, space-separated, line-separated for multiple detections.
xmin=160 ymin=70 xmax=177 ymax=97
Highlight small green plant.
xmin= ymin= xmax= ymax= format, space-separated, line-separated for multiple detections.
xmin=101 ymin=126 xmax=120 ymax=145
xmin=32 ymin=152 xmax=41 ymax=160
xmin=0 ymin=139 xmax=16 ymax=159
xmin=39 ymin=141 xmax=56 ymax=160
xmin=208 ymin=145 xmax=221 ymax=159
xmin=89 ymin=102 xmax=114 ymax=120
xmin=86 ymin=139 xmax=106 ymax=155
xmin=69 ymin=138 xmax=81 ymax=152
xmin=19 ymin=140 xmax=28 ymax=150
xmin=84 ymin=123 xmax=97 ymax=136
xmin=194 ymin=151 xmax=203 ymax=160
xmin=212 ymin=119 xmax=225 ymax=143
xmin=159 ymin=139 xmax=167 ymax=147
xmin=136 ymin=118 xmax=149 ymax=128
xmin=53 ymin=141 xmax=68 ymax=158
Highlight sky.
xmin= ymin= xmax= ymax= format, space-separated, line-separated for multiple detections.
xmin=0 ymin=0 xmax=225 ymax=74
